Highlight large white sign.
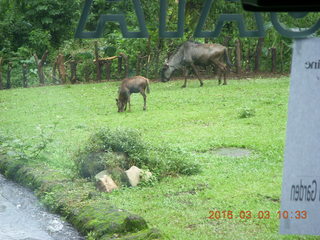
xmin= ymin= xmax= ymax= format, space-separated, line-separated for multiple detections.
xmin=280 ymin=38 xmax=320 ymax=235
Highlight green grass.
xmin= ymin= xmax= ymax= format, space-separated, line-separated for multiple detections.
xmin=1 ymin=77 xmax=318 ymax=239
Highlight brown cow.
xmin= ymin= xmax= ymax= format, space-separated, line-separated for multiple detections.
xmin=116 ymin=76 xmax=150 ymax=112
xmin=161 ymin=41 xmax=233 ymax=87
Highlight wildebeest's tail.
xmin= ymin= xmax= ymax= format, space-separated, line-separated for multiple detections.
xmin=146 ymin=79 xmax=150 ymax=94
xmin=224 ymin=48 xmax=233 ymax=67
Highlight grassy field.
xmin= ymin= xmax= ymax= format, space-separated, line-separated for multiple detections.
xmin=1 ymin=77 xmax=319 ymax=240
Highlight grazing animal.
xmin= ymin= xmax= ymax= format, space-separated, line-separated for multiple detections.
xmin=116 ymin=76 xmax=150 ymax=112
xmin=161 ymin=41 xmax=233 ymax=87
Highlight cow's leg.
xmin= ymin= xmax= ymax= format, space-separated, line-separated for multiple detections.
xmin=182 ymin=67 xmax=189 ymax=88
xmin=140 ymin=90 xmax=147 ymax=110
xmin=190 ymin=63 xmax=203 ymax=87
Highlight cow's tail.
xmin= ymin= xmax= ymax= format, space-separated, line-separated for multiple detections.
xmin=224 ymin=48 xmax=233 ymax=68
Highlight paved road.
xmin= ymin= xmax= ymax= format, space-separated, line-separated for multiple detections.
xmin=0 ymin=174 xmax=83 ymax=240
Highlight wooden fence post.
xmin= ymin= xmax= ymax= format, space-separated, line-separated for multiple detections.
xmin=246 ymin=48 xmax=251 ymax=72
xmin=123 ymin=54 xmax=129 ymax=78
xmin=95 ymin=41 xmax=102 ymax=81
xmin=22 ymin=64 xmax=28 ymax=88
xmin=270 ymin=47 xmax=277 ymax=73
xmin=34 ymin=50 xmax=49 ymax=85
xmin=105 ymin=60 xmax=112 ymax=81
xmin=53 ymin=56 xmax=58 ymax=83
xmin=235 ymin=39 xmax=242 ymax=74
xmin=254 ymin=38 xmax=264 ymax=72
xmin=70 ymin=60 xmax=78 ymax=84
xmin=0 ymin=58 xmax=3 ymax=90
xmin=118 ymin=55 xmax=122 ymax=75
xmin=6 ymin=62 xmax=12 ymax=89
xmin=280 ymin=42 xmax=284 ymax=72
xmin=57 ymin=54 xmax=66 ymax=84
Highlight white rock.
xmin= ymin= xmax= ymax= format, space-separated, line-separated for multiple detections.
xmin=125 ymin=166 xmax=141 ymax=187
xmin=125 ymin=166 xmax=152 ymax=187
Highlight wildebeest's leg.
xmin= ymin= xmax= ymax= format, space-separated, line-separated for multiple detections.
xmin=127 ymin=95 xmax=131 ymax=112
xmin=223 ymin=69 xmax=227 ymax=85
xmin=182 ymin=67 xmax=189 ymax=88
xmin=217 ymin=68 xmax=222 ymax=85
xmin=221 ymin=63 xmax=227 ymax=85
xmin=212 ymin=63 xmax=221 ymax=85
xmin=140 ymin=89 xmax=147 ymax=110
xmin=190 ymin=63 xmax=203 ymax=87
xmin=213 ymin=61 xmax=227 ymax=85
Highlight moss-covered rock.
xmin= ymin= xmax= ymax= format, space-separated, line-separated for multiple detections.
xmin=72 ymin=202 xmax=149 ymax=237
xmin=124 ymin=215 xmax=148 ymax=232
xmin=78 ymin=152 xmax=108 ymax=178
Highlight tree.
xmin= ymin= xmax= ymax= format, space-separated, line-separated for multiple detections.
xmin=0 ymin=0 xmax=81 ymax=56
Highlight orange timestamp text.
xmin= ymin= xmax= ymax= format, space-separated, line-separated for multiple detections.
xmin=207 ymin=210 xmax=307 ymax=220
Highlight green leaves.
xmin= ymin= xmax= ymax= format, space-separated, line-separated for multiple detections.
xmin=0 ymin=0 xmax=81 ymax=56
xmin=0 ymin=124 xmax=57 ymax=162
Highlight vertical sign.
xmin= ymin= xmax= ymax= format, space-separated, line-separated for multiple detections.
xmin=280 ymin=38 xmax=320 ymax=235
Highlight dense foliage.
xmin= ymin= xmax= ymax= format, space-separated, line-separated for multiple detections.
xmin=1 ymin=0 xmax=320 ymax=87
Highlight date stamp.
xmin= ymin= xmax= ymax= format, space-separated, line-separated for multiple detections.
xmin=207 ymin=210 xmax=307 ymax=220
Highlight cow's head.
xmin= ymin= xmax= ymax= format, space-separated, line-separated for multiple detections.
xmin=161 ymin=59 xmax=175 ymax=82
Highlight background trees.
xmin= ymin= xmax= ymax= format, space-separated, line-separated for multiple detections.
xmin=0 ymin=0 xmax=81 ymax=57
xmin=0 ymin=0 xmax=319 ymax=88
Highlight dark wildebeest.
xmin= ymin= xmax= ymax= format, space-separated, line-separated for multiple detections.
xmin=161 ymin=41 xmax=233 ymax=87
xmin=116 ymin=76 xmax=150 ymax=112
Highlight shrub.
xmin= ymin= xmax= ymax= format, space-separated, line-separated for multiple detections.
xmin=0 ymin=125 xmax=55 ymax=162
xmin=74 ymin=127 xmax=200 ymax=180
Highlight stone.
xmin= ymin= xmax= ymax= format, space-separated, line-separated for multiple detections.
xmin=125 ymin=166 xmax=141 ymax=187
xmin=125 ymin=166 xmax=153 ymax=187
xmin=94 ymin=170 xmax=109 ymax=180
xmin=107 ymin=167 xmax=131 ymax=187
xmin=78 ymin=152 xmax=107 ymax=178
xmin=95 ymin=171 xmax=118 ymax=192
xmin=124 ymin=214 xmax=148 ymax=232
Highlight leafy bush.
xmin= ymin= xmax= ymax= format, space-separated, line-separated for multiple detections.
xmin=74 ymin=127 xmax=200 ymax=180
xmin=0 ymin=125 xmax=56 ymax=162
